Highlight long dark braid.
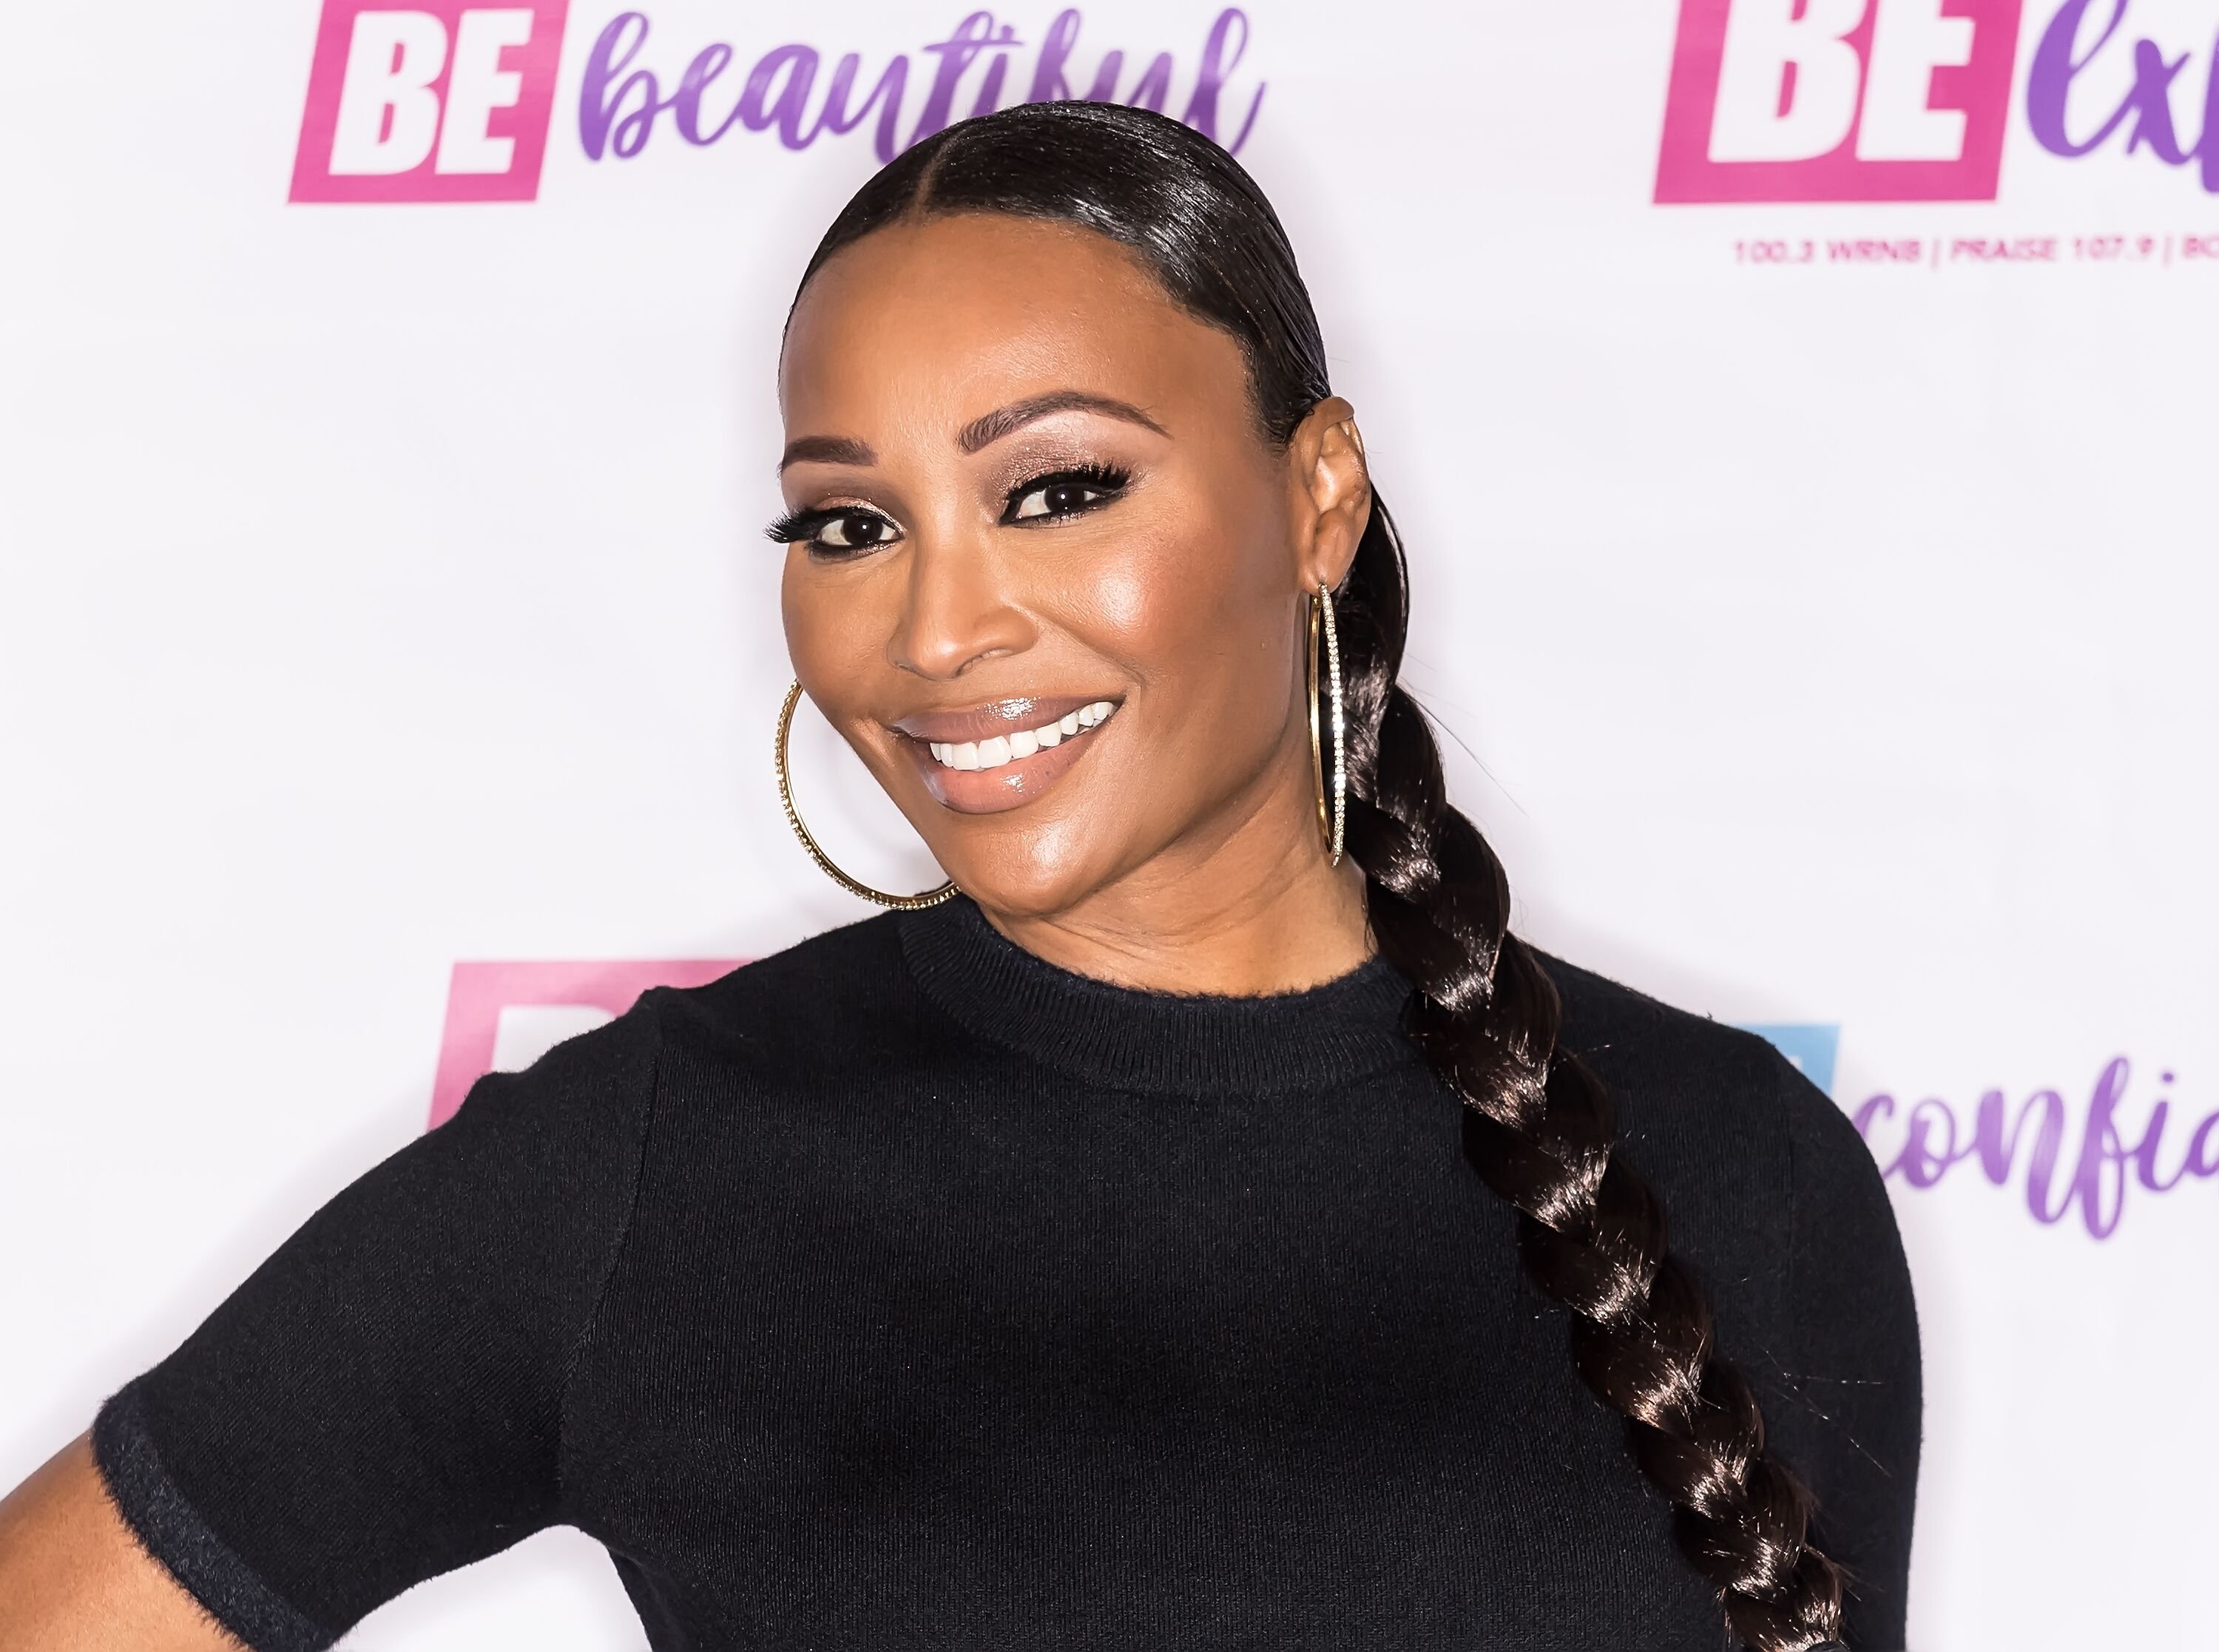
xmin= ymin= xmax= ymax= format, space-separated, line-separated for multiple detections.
xmin=1336 ymin=498 xmax=1845 ymax=1650
xmin=797 ymin=99 xmax=1846 ymax=1650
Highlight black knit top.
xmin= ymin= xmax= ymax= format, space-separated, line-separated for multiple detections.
xmin=95 ymin=898 xmax=1919 ymax=1651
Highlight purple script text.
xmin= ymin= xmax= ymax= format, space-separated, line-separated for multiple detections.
xmin=580 ymin=7 xmax=1266 ymax=166
xmin=2028 ymin=0 xmax=2219 ymax=190
xmin=1855 ymin=1057 xmax=2219 ymax=1239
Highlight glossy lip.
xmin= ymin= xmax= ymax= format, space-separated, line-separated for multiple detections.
xmin=888 ymin=694 xmax=1124 ymax=816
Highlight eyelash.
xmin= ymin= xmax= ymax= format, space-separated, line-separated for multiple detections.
xmin=1001 ymin=462 xmax=1131 ymax=527
xmin=764 ymin=462 xmax=1133 ymax=558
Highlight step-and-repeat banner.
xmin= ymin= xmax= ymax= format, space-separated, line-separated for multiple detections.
xmin=3 ymin=3 xmax=2212 ymax=1646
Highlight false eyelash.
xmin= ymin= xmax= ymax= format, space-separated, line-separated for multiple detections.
xmin=764 ymin=505 xmax=880 ymax=544
xmin=1003 ymin=463 xmax=1136 ymax=527
xmin=1006 ymin=461 xmax=1131 ymax=504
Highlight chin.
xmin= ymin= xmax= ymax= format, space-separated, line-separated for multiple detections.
xmin=947 ymin=856 xmax=1101 ymax=922
xmin=933 ymin=813 xmax=1122 ymax=921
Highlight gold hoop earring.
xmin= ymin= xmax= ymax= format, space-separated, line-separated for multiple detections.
xmin=774 ymin=680 xmax=956 ymax=910
xmin=1307 ymin=583 xmax=1346 ymax=867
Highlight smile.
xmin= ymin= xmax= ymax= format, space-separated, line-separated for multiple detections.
xmin=891 ymin=694 xmax=1124 ymax=816
xmin=926 ymin=701 xmax=1117 ymax=771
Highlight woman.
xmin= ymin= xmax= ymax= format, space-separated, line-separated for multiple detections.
xmin=0 ymin=104 xmax=1918 ymax=1651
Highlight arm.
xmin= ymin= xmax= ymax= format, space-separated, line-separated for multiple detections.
xmin=0 ymin=1000 xmax=662 ymax=1649
xmin=0 ymin=1435 xmax=240 ymax=1652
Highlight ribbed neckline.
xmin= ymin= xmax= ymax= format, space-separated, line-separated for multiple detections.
xmin=898 ymin=896 xmax=1416 ymax=1097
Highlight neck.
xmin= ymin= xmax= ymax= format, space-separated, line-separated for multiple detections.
xmin=976 ymin=749 xmax=1372 ymax=997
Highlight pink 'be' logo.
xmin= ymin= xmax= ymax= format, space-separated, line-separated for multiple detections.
xmin=291 ymin=1 xmax=570 ymax=203
xmin=1655 ymin=0 xmax=2023 ymax=202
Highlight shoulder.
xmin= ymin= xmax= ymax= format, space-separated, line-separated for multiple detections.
xmin=1537 ymin=949 xmax=1787 ymax=1111
xmin=1528 ymin=958 xmax=1921 ymax=1628
xmin=1529 ymin=947 xmax=1911 ymax=1360
xmin=1533 ymin=948 xmax=1868 ymax=1202
xmin=447 ymin=914 xmax=919 ymax=1144
xmin=636 ymin=909 xmax=927 ymax=1080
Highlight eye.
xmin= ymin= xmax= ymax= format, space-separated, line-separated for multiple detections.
xmin=1002 ymin=464 xmax=1131 ymax=526
xmin=814 ymin=510 xmax=896 ymax=552
xmin=765 ymin=506 xmax=902 ymax=558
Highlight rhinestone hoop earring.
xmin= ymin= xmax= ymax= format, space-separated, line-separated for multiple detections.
xmin=1307 ymin=583 xmax=1346 ymax=867
xmin=774 ymin=680 xmax=956 ymax=910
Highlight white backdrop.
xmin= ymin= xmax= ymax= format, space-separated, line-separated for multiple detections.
xmin=4 ymin=3 xmax=2214 ymax=1648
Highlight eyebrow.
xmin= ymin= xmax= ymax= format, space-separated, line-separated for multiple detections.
xmin=777 ymin=434 xmax=877 ymax=473
xmin=958 ymin=390 xmax=1168 ymax=453
xmin=776 ymin=390 xmax=1167 ymax=476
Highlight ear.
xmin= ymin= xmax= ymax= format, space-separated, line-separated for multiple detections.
xmin=1285 ymin=396 xmax=1371 ymax=595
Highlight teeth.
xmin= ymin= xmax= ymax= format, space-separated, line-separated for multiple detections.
xmin=925 ymin=701 xmax=1114 ymax=773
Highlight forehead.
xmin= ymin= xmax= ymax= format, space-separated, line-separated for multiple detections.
xmin=778 ymin=214 xmax=1249 ymax=435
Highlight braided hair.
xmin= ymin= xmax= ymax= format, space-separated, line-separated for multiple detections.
xmin=794 ymin=100 xmax=1848 ymax=1651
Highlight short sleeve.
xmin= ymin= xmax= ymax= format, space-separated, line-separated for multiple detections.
xmin=91 ymin=999 xmax=663 ymax=1651
xmin=1763 ymin=1052 xmax=1923 ymax=1651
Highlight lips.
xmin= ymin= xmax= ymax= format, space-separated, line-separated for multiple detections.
xmin=888 ymin=694 xmax=1123 ymax=816
xmin=890 ymin=695 xmax=1112 ymax=744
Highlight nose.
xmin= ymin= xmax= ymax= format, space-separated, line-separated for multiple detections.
xmin=887 ymin=527 xmax=1035 ymax=681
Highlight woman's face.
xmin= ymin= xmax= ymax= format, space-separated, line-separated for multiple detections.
xmin=776 ymin=213 xmax=1365 ymax=921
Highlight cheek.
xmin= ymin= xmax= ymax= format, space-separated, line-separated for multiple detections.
xmin=1079 ymin=484 xmax=1292 ymax=737
xmin=780 ymin=552 xmax=831 ymax=684
xmin=781 ymin=552 xmax=888 ymax=726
